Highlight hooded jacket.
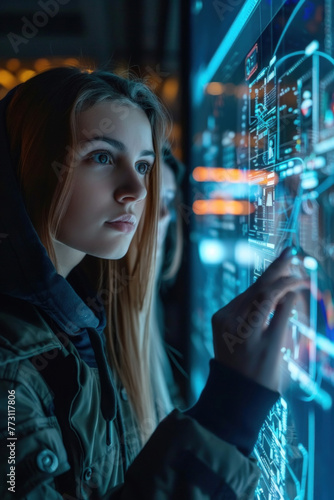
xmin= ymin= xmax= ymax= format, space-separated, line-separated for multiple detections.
xmin=0 ymin=86 xmax=274 ymax=499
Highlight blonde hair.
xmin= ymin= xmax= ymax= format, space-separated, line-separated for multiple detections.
xmin=6 ymin=66 xmax=169 ymax=442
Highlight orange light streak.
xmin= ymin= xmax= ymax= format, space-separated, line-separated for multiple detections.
xmin=205 ymin=82 xmax=224 ymax=95
xmin=193 ymin=199 xmax=255 ymax=215
xmin=193 ymin=167 xmax=278 ymax=185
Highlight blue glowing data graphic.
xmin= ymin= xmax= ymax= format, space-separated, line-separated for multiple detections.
xmin=189 ymin=0 xmax=334 ymax=498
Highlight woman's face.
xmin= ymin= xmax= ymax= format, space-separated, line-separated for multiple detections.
xmin=54 ymin=101 xmax=155 ymax=272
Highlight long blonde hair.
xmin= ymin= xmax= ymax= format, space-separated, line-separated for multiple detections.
xmin=6 ymin=66 xmax=169 ymax=442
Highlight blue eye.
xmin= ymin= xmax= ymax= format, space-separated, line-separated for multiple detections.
xmin=90 ymin=152 xmax=112 ymax=165
xmin=136 ymin=162 xmax=151 ymax=175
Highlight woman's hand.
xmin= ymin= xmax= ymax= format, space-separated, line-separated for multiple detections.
xmin=212 ymin=247 xmax=308 ymax=392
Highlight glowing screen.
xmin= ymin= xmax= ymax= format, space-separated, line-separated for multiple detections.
xmin=189 ymin=0 xmax=334 ymax=498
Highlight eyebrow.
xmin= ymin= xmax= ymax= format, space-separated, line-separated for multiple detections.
xmin=81 ymin=136 xmax=156 ymax=158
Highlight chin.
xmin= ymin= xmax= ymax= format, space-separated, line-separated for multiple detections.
xmin=87 ymin=245 xmax=130 ymax=261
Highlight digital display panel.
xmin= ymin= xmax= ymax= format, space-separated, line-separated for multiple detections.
xmin=189 ymin=1 xmax=334 ymax=498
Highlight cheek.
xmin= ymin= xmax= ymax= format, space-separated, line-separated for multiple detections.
xmin=65 ymin=178 xmax=109 ymax=221
xmin=138 ymin=198 xmax=146 ymax=215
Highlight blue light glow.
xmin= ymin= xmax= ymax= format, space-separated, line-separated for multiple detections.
xmin=198 ymin=239 xmax=225 ymax=265
xmin=235 ymin=240 xmax=255 ymax=266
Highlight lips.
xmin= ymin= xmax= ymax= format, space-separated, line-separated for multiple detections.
xmin=106 ymin=214 xmax=137 ymax=225
xmin=104 ymin=214 xmax=137 ymax=234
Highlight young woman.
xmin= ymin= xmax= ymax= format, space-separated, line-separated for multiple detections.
xmin=0 ymin=66 xmax=304 ymax=499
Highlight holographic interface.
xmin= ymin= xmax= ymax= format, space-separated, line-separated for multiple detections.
xmin=189 ymin=1 xmax=334 ymax=498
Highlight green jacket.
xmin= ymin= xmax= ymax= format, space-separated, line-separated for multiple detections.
xmin=0 ymin=296 xmax=261 ymax=499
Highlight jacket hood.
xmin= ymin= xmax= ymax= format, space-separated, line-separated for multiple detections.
xmin=0 ymin=86 xmax=105 ymax=337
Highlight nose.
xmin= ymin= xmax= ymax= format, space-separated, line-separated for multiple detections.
xmin=113 ymin=166 xmax=147 ymax=204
